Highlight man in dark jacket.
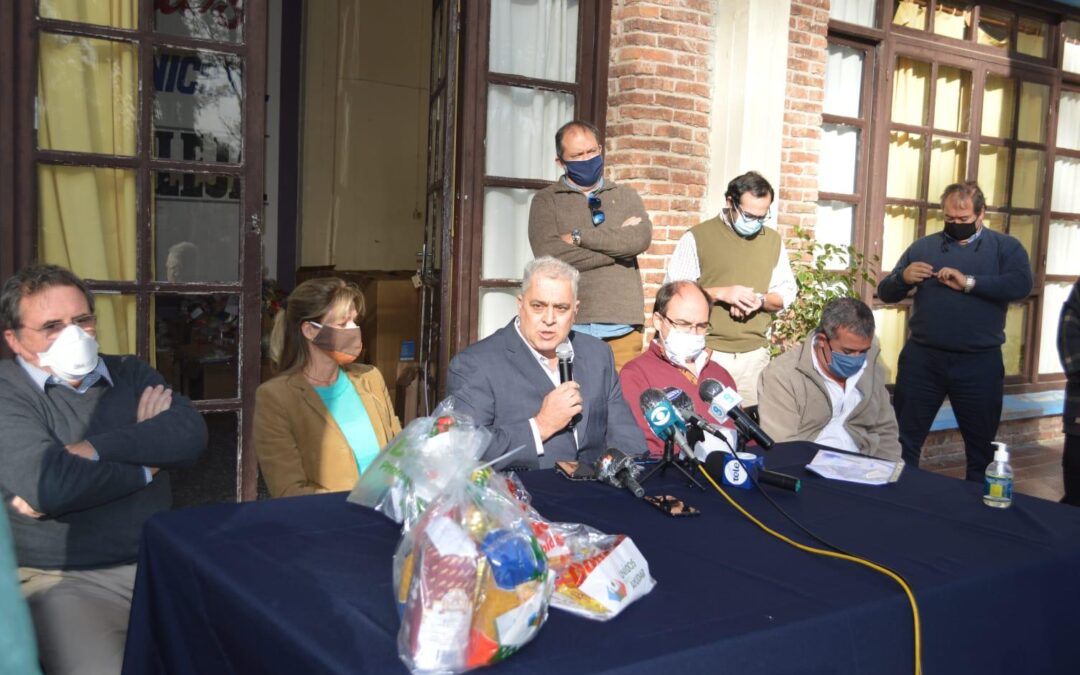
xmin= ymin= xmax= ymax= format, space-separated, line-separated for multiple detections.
xmin=1 ymin=264 xmax=207 ymax=674
xmin=1058 ymin=279 xmax=1080 ymax=506
xmin=877 ymin=182 xmax=1032 ymax=480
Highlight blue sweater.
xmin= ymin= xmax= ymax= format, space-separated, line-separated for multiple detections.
xmin=877 ymin=228 xmax=1032 ymax=352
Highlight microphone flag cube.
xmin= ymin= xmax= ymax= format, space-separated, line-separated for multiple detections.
xmin=721 ymin=452 xmax=764 ymax=490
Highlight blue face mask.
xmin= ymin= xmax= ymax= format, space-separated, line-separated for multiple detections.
xmin=732 ymin=213 xmax=763 ymax=237
xmin=563 ymin=154 xmax=604 ymax=188
xmin=827 ymin=347 xmax=867 ymax=380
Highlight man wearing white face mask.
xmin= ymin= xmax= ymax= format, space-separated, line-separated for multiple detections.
xmin=0 ymin=264 xmax=207 ymax=675
xmin=620 ymin=281 xmax=739 ymax=457
xmin=665 ymin=171 xmax=796 ymax=406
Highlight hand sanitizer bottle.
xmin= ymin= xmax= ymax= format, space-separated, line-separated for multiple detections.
xmin=983 ymin=441 xmax=1013 ymax=509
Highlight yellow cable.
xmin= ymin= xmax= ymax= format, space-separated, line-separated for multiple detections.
xmin=698 ymin=465 xmax=922 ymax=675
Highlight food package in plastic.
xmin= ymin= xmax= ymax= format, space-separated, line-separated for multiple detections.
xmin=516 ymin=508 xmax=656 ymax=621
xmin=348 ymin=398 xmax=491 ymax=529
xmin=394 ymin=468 xmax=554 ymax=674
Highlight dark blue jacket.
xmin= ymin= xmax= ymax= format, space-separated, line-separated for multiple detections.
xmin=877 ymin=228 xmax=1032 ymax=352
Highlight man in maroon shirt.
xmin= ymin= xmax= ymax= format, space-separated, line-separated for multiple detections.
xmin=620 ymin=281 xmax=738 ymax=456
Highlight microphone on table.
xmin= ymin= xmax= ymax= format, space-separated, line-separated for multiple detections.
xmin=663 ymin=386 xmax=732 ymax=445
xmin=702 ymin=451 xmax=801 ymax=493
xmin=698 ymin=378 xmax=774 ymax=450
xmin=639 ymin=388 xmax=694 ymax=459
xmin=596 ymin=448 xmax=646 ymax=498
xmin=555 ymin=342 xmax=581 ymax=428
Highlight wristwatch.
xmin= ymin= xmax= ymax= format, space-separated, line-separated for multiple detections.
xmin=570 ymin=229 xmax=582 ymax=246
xmin=756 ymin=292 xmax=766 ymax=307
xmin=963 ymin=275 xmax=975 ymax=293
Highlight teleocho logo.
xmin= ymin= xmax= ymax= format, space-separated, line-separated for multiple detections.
xmin=607 ymin=579 xmax=628 ymax=602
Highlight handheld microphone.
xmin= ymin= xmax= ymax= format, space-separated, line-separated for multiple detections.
xmin=639 ymin=388 xmax=694 ymax=458
xmin=555 ymin=342 xmax=573 ymax=383
xmin=555 ymin=342 xmax=580 ymax=429
xmin=663 ymin=386 xmax=730 ymax=442
xmin=698 ymin=379 xmax=774 ymax=450
xmin=596 ymin=448 xmax=646 ymax=498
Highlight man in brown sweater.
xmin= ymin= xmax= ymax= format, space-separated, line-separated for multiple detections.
xmin=528 ymin=120 xmax=652 ymax=370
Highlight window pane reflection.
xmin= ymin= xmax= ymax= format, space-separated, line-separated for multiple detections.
xmin=153 ymin=172 xmax=241 ymax=283
xmin=153 ymin=49 xmax=244 ymax=162
xmin=155 ymin=294 xmax=240 ymax=400
xmin=154 ymin=1 xmax=244 ymax=44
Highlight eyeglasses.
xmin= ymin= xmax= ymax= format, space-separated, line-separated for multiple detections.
xmin=22 ymin=313 xmax=97 ymax=338
xmin=735 ymin=205 xmax=771 ymax=224
xmin=587 ymin=195 xmax=605 ymax=226
xmin=660 ymin=313 xmax=711 ymax=334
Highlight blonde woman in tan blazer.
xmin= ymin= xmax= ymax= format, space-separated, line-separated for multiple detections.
xmin=254 ymin=278 xmax=401 ymax=497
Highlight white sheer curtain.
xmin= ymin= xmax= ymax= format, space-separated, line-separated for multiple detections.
xmin=1052 ymin=157 xmax=1080 ymax=214
xmin=1047 ymin=220 xmax=1080 ymax=276
xmin=819 ymin=124 xmax=859 ymax=194
xmin=829 ymin=0 xmax=876 ymax=27
xmin=1040 ymin=283 xmax=1073 ymax=374
xmin=490 ymin=0 xmax=578 ymax=81
xmin=824 ymin=44 xmax=863 ymax=118
xmin=483 ymin=187 xmax=536 ymax=279
xmin=486 ymin=85 xmax=574 ymax=180
xmin=815 ymin=201 xmax=854 ymax=269
xmin=1059 ymin=91 xmax=1080 ymax=152
xmin=479 ymin=289 xmax=520 ymax=340
xmin=1064 ymin=21 xmax=1080 ymax=75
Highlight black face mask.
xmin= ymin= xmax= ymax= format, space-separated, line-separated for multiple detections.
xmin=944 ymin=220 xmax=978 ymax=241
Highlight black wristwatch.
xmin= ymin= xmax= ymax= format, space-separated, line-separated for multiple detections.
xmin=570 ymin=229 xmax=582 ymax=246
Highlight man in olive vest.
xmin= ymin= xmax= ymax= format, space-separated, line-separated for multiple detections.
xmin=665 ymin=171 xmax=795 ymax=406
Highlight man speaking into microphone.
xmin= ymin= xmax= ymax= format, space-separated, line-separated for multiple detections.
xmin=620 ymin=280 xmax=739 ymax=457
xmin=448 ymin=257 xmax=646 ymax=469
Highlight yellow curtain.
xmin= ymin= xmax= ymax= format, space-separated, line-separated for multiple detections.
xmin=873 ymin=308 xmax=907 ymax=385
xmin=1003 ymin=305 xmax=1025 ymax=376
xmin=892 ymin=1 xmax=927 ymax=30
xmin=882 ymin=205 xmax=917 ymax=272
xmin=36 ymin=4 xmax=139 ymax=355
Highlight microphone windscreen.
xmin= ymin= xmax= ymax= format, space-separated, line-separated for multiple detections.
xmin=638 ymin=387 xmax=666 ymax=414
xmin=555 ymin=342 xmax=573 ymax=361
xmin=703 ymin=450 xmax=728 ymax=478
xmin=664 ymin=386 xmax=695 ymax=418
xmin=699 ymin=378 xmax=723 ymax=403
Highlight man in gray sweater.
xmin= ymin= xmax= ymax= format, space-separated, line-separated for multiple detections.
xmin=1 ymin=264 xmax=207 ymax=674
xmin=529 ymin=120 xmax=653 ymax=370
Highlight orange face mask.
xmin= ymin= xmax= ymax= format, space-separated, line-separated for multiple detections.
xmin=309 ymin=322 xmax=363 ymax=365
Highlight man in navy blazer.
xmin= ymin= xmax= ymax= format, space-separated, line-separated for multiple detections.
xmin=448 ymin=257 xmax=647 ymax=469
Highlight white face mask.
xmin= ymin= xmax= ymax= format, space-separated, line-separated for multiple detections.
xmin=663 ymin=329 xmax=706 ymax=365
xmin=36 ymin=324 xmax=100 ymax=381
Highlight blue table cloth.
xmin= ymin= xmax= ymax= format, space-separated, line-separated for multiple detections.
xmin=121 ymin=442 xmax=1080 ymax=674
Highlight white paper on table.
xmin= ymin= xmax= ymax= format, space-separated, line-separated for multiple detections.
xmin=805 ymin=449 xmax=905 ymax=485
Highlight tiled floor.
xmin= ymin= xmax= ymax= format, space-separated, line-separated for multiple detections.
xmin=924 ymin=440 xmax=1066 ymax=503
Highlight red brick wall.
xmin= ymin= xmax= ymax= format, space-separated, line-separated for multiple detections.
xmin=604 ymin=0 xmax=715 ymax=325
xmin=777 ymin=0 xmax=829 ymax=240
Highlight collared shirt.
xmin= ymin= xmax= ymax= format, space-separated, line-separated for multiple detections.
xmin=809 ymin=334 xmax=866 ymax=453
xmin=17 ymin=355 xmax=151 ymax=483
xmin=514 ymin=319 xmax=578 ymax=456
xmin=16 ymin=355 xmax=113 ymax=393
xmin=664 ymin=210 xmax=798 ymax=308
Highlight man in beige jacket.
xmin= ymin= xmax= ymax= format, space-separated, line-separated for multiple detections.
xmin=757 ymin=298 xmax=900 ymax=460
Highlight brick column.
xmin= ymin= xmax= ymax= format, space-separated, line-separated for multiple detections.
xmin=777 ymin=0 xmax=829 ymax=240
xmin=605 ymin=0 xmax=715 ymax=324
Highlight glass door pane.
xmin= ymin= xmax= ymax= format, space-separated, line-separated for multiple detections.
xmin=485 ymin=85 xmax=574 ymax=180
xmin=153 ymin=172 xmax=241 ymax=282
xmin=489 ymin=0 xmax=578 ymax=81
xmin=155 ymin=1 xmax=244 ymax=43
xmin=153 ymin=49 xmax=244 ymax=163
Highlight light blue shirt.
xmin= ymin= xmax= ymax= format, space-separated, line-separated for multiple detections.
xmin=314 ymin=369 xmax=382 ymax=474
xmin=573 ymin=323 xmax=635 ymax=339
